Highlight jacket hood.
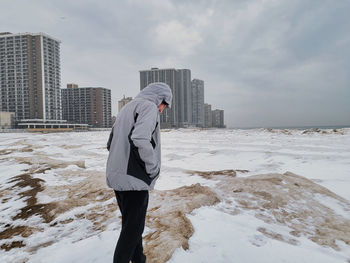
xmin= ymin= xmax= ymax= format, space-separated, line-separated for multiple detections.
xmin=135 ymin=82 xmax=173 ymax=108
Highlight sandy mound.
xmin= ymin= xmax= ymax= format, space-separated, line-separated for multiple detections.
xmin=144 ymin=184 xmax=220 ymax=263
xmin=0 ymin=151 xmax=219 ymax=262
xmin=187 ymin=169 xmax=238 ymax=178
xmin=188 ymin=170 xmax=350 ymax=250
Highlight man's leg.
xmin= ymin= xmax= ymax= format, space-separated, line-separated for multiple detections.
xmin=131 ymin=237 xmax=146 ymax=263
xmin=113 ymin=190 xmax=149 ymax=263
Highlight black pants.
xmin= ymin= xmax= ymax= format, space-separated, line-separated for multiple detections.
xmin=114 ymin=190 xmax=149 ymax=263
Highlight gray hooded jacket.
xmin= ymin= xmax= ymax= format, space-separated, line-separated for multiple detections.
xmin=106 ymin=83 xmax=172 ymax=191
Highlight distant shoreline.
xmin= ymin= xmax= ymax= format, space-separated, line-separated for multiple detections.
xmin=227 ymin=125 xmax=350 ymax=130
xmin=1 ymin=126 xmax=350 ymax=133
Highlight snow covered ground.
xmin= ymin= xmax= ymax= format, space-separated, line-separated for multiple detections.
xmin=0 ymin=128 xmax=349 ymax=262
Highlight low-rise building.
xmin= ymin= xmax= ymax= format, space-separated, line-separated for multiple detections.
xmin=62 ymin=84 xmax=112 ymax=128
xmin=0 ymin=112 xmax=15 ymax=128
xmin=17 ymin=119 xmax=88 ymax=132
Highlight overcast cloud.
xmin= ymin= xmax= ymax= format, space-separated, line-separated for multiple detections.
xmin=1 ymin=0 xmax=349 ymax=127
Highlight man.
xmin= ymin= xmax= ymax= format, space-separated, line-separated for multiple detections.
xmin=106 ymin=82 xmax=172 ymax=263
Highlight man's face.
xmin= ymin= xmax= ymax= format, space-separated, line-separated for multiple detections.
xmin=158 ymin=103 xmax=167 ymax=113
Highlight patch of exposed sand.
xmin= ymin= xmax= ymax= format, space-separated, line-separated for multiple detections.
xmin=43 ymin=169 xmax=116 ymax=234
xmin=302 ymin=128 xmax=346 ymax=135
xmin=261 ymin=127 xmax=347 ymax=135
xmin=187 ymin=169 xmax=249 ymax=179
xmin=0 ymin=140 xmax=46 ymax=156
xmin=6 ymin=155 xmax=85 ymax=170
xmin=187 ymin=169 xmax=237 ymax=179
xmin=0 ymin=153 xmax=87 ymax=252
xmin=59 ymin=144 xmax=83 ymax=149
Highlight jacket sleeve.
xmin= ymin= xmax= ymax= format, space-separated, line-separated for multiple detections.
xmin=130 ymin=103 xmax=159 ymax=176
xmin=106 ymin=125 xmax=114 ymax=151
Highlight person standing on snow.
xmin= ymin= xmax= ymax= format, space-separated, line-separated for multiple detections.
xmin=106 ymin=82 xmax=172 ymax=263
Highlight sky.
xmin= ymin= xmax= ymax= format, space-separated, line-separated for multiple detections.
xmin=1 ymin=0 xmax=350 ymax=128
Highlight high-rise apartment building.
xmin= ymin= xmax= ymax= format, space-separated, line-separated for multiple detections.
xmin=140 ymin=68 xmax=176 ymax=128
xmin=176 ymin=69 xmax=192 ymax=127
xmin=139 ymin=67 xmax=192 ymax=128
xmin=204 ymin=103 xmax=212 ymax=128
xmin=62 ymin=84 xmax=112 ymax=128
xmin=212 ymin=109 xmax=225 ymax=128
xmin=118 ymin=95 xmax=132 ymax=112
xmin=0 ymin=32 xmax=61 ymax=122
xmin=191 ymin=79 xmax=204 ymax=127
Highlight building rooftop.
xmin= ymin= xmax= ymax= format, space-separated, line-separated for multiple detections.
xmin=139 ymin=68 xmax=176 ymax=72
xmin=0 ymin=32 xmax=61 ymax=43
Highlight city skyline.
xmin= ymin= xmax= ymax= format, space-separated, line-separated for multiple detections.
xmin=1 ymin=0 xmax=350 ymax=128
xmin=1 ymin=31 xmax=220 ymax=129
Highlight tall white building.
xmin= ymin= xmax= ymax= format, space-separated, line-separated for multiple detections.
xmin=0 ymin=32 xmax=61 ymax=122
